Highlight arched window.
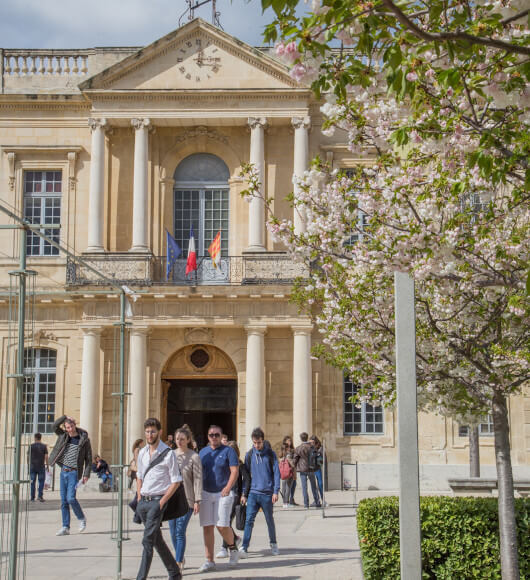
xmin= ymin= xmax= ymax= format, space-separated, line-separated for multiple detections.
xmin=23 ymin=348 xmax=56 ymax=434
xmin=173 ymin=153 xmax=229 ymax=257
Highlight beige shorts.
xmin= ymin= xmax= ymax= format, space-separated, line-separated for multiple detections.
xmin=199 ymin=489 xmax=235 ymax=527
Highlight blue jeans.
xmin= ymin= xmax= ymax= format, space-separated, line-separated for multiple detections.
xmin=100 ymin=472 xmax=113 ymax=486
xmin=315 ymin=469 xmax=324 ymax=500
xmin=300 ymin=472 xmax=320 ymax=507
xmin=168 ymin=508 xmax=193 ymax=563
xmin=30 ymin=467 xmax=45 ymax=500
xmin=242 ymin=492 xmax=277 ymax=550
xmin=59 ymin=469 xmax=85 ymax=528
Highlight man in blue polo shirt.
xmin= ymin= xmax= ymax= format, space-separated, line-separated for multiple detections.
xmin=198 ymin=425 xmax=240 ymax=573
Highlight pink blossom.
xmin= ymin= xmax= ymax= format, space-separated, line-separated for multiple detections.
xmin=275 ymin=42 xmax=285 ymax=56
xmin=290 ymin=63 xmax=307 ymax=83
xmin=283 ymin=41 xmax=300 ymax=64
xmin=406 ymin=71 xmax=418 ymax=82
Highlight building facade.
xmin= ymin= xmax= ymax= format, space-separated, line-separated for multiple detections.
xmin=1 ymin=19 xmax=528 ymax=490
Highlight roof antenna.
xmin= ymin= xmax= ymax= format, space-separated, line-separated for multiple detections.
xmin=179 ymin=0 xmax=222 ymax=28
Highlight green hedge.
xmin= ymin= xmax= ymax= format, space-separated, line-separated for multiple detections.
xmin=356 ymin=496 xmax=530 ymax=579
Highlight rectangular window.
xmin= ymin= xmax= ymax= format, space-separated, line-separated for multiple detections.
xmin=23 ymin=171 xmax=61 ymax=256
xmin=344 ymin=377 xmax=384 ymax=435
xmin=174 ymin=188 xmax=229 ymax=256
xmin=23 ymin=348 xmax=56 ymax=434
xmin=342 ymin=169 xmax=367 ymax=244
xmin=458 ymin=415 xmax=494 ymax=437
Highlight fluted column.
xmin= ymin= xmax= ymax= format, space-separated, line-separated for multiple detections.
xmin=246 ymin=117 xmax=267 ymax=252
xmin=128 ymin=327 xmax=150 ymax=451
xmin=80 ymin=327 xmax=102 ymax=452
xmin=86 ymin=118 xmax=107 ymax=252
xmin=245 ymin=325 xmax=267 ymax=447
xmin=292 ymin=325 xmax=313 ymax=445
xmin=292 ymin=116 xmax=310 ymax=235
xmin=130 ymin=118 xmax=151 ymax=252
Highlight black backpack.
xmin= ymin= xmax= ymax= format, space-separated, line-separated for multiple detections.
xmin=307 ymin=447 xmax=323 ymax=472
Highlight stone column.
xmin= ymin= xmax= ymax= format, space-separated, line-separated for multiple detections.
xmin=80 ymin=327 xmax=102 ymax=452
xmin=246 ymin=117 xmax=267 ymax=252
xmin=292 ymin=325 xmax=313 ymax=445
xmin=130 ymin=118 xmax=151 ymax=253
xmin=86 ymin=118 xmax=107 ymax=252
xmin=292 ymin=116 xmax=310 ymax=235
xmin=128 ymin=327 xmax=149 ymax=451
xmin=245 ymin=325 xmax=267 ymax=447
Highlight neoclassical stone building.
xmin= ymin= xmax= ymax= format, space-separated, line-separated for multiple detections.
xmin=1 ymin=19 xmax=528 ymax=489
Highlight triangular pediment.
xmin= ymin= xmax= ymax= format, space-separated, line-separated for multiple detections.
xmin=79 ymin=19 xmax=299 ymax=92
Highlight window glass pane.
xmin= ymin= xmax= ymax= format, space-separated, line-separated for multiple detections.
xmin=23 ymin=171 xmax=61 ymax=256
xmin=173 ymin=153 xmax=230 ymax=182
xmin=174 ymin=155 xmax=230 ymax=258
xmin=344 ymin=375 xmax=384 ymax=435
xmin=22 ymin=349 xmax=56 ymax=434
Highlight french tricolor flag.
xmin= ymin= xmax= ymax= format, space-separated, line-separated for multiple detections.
xmin=185 ymin=225 xmax=197 ymax=277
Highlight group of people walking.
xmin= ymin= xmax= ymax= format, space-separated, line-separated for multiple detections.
xmin=42 ymin=413 xmax=326 ymax=579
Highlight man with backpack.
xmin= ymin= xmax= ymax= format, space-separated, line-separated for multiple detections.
xmin=293 ymin=432 xmax=321 ymax=509
xmin=239 ymin=427 xmax=281 ymax=557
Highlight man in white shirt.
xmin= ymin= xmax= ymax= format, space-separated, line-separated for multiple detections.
xmin=136 ymin=417 xmax=182 ymax=580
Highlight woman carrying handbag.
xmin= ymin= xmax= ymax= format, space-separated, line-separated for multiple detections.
xmin=168 ymin=427 xmax=203 ymax=574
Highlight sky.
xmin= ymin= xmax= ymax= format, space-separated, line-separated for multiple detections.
xmin=0 ymin=0 xmax=276 ymax=49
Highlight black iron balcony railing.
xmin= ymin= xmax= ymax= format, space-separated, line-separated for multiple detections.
xmin=66 ymin=253 xmax=308 ymax=286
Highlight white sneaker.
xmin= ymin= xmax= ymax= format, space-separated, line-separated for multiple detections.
xmin=229 ymin=547 xmax=240 ymax=566
xmin=56 ymin=527 xmax=70 ymax=536
xmin=271 ymin=543 xmax=280 ymax=556
xmin=78 ymin=519 xmax=87 ymax=532
xmin=216 ymin=547 xmax=228 ymax=558
xmin=198 ymin=561 xmax=216 ymax=573
xmin=238 ymin=547 xmax=248 ymax=559
xmin=283 ymin=503 xmax=290 ymax=509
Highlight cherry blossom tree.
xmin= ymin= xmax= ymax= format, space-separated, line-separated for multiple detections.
xmin=245 ymin=0 xmax=529 ymax=576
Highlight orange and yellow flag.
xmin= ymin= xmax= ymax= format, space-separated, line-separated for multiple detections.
xmin=208 ymin=231 xmax=221 ymax=269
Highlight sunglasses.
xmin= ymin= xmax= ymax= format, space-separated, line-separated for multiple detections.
xmin=208 ymin=433 xmax=221 ymax=438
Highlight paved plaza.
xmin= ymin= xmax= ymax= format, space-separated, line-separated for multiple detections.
xmin=18 ymin=489 xmax=363 ymax=580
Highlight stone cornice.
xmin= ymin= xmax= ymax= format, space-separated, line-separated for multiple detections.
xmin=83 ymin=88 xmax=312 ymax=100
xmin=1 ymin=145 xmax=84 ymax=154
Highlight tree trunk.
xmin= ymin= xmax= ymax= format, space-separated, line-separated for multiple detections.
xmin=492 ymin=391 xmax=519 ymax=579
xmin=469 ymin=425 xmax=480 ymax=478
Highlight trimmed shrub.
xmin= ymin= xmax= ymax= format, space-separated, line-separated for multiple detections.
xmin=357 ymin=496 xmax=529 ymax=579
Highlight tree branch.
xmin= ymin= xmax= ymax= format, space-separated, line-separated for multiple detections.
xmin=501 ymin=9 xmax=530 ymax=26
xmin=381 ymin=0 xmax=530 ymax=56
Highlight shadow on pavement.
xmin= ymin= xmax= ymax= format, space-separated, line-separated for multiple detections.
xmin=0 ymin=498 xmax=116 ymax=512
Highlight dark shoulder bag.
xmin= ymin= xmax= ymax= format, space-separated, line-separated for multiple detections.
xmin=129 ymin=448 xmax=188 ymax=524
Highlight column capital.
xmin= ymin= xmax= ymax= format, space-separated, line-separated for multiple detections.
xmin=291 ymin=324 xmax=313 ymax=335
xmin=291 ymin=116 xmax=311 ymax=131
xmin=80 ymin=325 xmax=103 ymax=336
xmin=88 ymin=117 xmax=108 ymax=131
xmin=248 ymin=117 xmax=268 ymax=131
xmin=131 ymin=118 xmax=152 ymax=131
xmin=130 ymin=326 xmax=151 ymax=336
xmin=245 ymin=324 xmax=268 ymax=336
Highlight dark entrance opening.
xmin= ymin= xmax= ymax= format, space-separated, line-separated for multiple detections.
xmin=167 ymin=379 xmax=237 ymax=450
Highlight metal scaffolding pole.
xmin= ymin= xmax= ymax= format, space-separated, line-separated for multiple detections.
xmin=7 ymin=226 xmax=28 ymax=580
xmin=0 ymin=202 xmax=134 ymax=579
xmin=112 ymin=292 xmax=129 ymax=579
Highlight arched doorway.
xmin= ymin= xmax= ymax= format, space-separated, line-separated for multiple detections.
xmin=162 ymin=342 xmax=237 ymax=449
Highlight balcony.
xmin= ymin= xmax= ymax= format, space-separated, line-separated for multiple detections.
xmin=66 ymin=253 xmax=307 ymax=287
